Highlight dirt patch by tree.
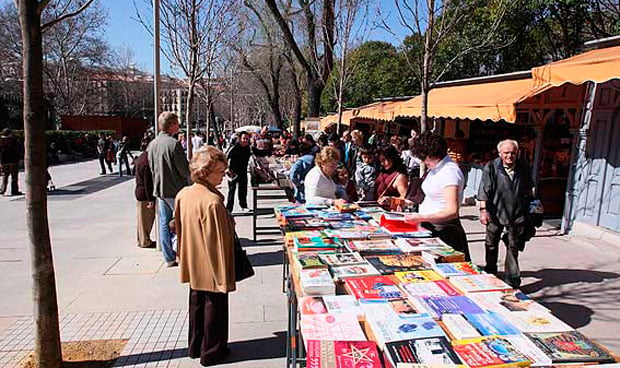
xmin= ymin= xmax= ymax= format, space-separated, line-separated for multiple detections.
xmin=20 ymin=339 xmax=128 ymax=368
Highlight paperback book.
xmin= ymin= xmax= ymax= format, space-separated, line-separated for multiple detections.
xmin=418 ymin=296 xmax=485 ymax=319
xmin=325 ymin=227 xmax=392 ymax=241
xmin=280 ymin=205 xmax=314 ymax=218
xmin=300 ymin=268 xmax=336 ymax=295
xmin=288 ymin=218 xmax=330 ymax=230
xmin=401 ymin=280 xmax=461 ymax=298
xmin=526 ymin=331 xmax=615 ymax=364
xmin=299 ymin=296 xmax=329 ymax=315
xmin=384 ymin=337 xmax=463 ymax=367
xmin=503 ymin=310 xmax=573 ymax=333
xmin=395 ymin=238 xmax=447 ymax=253
xmin=365 ymin=255 xmax=428 ymax=274
xmin=449 ymin=274 xmax=513 ymax=294
xmin=329 ymin=220 xmax=371 ymax=229
xmin=433 ymin=262 xmax=483 ymax=278
xmin=294 ymin=252 xmax=328 ymax=269
xmin=365 ymin=313 xmax=445 ymax=349
xmin=422 ymin=247 xmax=466 ymax=263
xmin=466 ymin=290 xmax=548 ymax=314
xmin=463 ymin=312 xmax=521 ymax=336
xmin=346 ymin=239 xmax=400 ymax=254
xmin=300 ymin=314 xmax=367 ymax=349
xmin=344 ymin=276 xmax=404 ymax=300
xmin=452 ymin=336 xmax=531 ymax=368
xmin=503 ymin=334 xmax=553 ymax=367
xmin=359 ymin=299 xmax=429 ymax=319
xmin=331 ymin=263 xmax=381 ymax=281
xmin=295 ymin=236 xmax=342 ymax=251
xmin=394 ymin=270 xmax=444 ymax=284
xmin=317 ymin=211 xmax=356 ymax=221
xmin=334 ymin=202 xmax=361 ymax=213
xmin=322 ymin=295 xmax=364 ymax=318
xmin=285 ymin=230 xmax=325 ymax=246
xmin=306 ymin=340 xmax=382 ymax=368
xmin=319 ymin=252 xmax=366 ymax=266
xmin=440 ymin=313 xmax=481 ymax=340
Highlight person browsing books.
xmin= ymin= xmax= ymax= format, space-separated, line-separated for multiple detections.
xmin=404 ymin=132 xmax=470 ymax=261
xmin=376 ymin=145 xmax=409 ymax=210
xmin=304 ymin=146 xmax=347 ymax=206
xmin=174 ymin=146 xmax=236 ymax=366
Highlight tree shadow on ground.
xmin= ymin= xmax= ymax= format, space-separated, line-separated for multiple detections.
xmin=45 ymin=175 xmax=134 ymax=201
xmin=247 ymin=250 xmax=283 ymax=267
xmin=521 ymin=268 xmax=620 ymax=294
xmin=111 ymin=332 xmax=285 ymax=367
xmin=239 ymin=237 xmax=284 ymax=248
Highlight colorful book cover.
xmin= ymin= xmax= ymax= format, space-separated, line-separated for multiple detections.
xmin=395 ymin=237 xmax=447 ymax=253
xmin=359 ymin=299 xmax=429 ymax=319
xmin=331 ymin=263 xmax=381 ymax=281
xmin=353 ymin=211 xmax=374 ymax=221
xmin=300 ymin=314 xmax=367 ymax=349
xmin=344 ymin=276 xmax=403 ymax=300
xmin=385 ymin=337 xmax=463 ymax=366
xmin=295 ymin=252 xmax=328 ymax=269
xmin=526 ymin=331 xmax=615 ymax=363
xmin=319 ymin=252 xmax=366 ymax=266
xmin=422 ymin=247 xmax=466 ymax=263
xmin=440 ymin=313 xmax=481 ymax=340
xmin=329 ymin=220 xmax=370 ymax=229
xmin=365 ymin=254 xmax=428 ymax=274
xmin=335 ymin=202 xmax=361 ymax=213
xmin=322 ymin=295 xmax=364 ymax=318
xmin=295 ymin=236 xmax=341 ymax=251
xmin=463 ymin=312 xmax=521 ymax=336
xmin=388 ymin=229 xmax=434 ymax=238
xmin=503 ymin=334 xmax=553 ymax=367
xmin=449 ymin=274 xmax=513 ymax=294
xmin=394 ymin=270 xmax=444 ymax=284
xmin=280 ymin=205 xmax=314 ymax=218
xmin=325 ymin=227 xmax=391 ymax=240
xmin=300 ymin=268 xmax=336 ymax=296
xmin=466 ymin=291 xmax=548 ymax=314
xmin=401 ymin=280 xmax=461 ymax=297
xmin=285 ymin=230 xmax=325 ymax=246
xmin=433 ymin=262 xmax=483 ymax=278
xmin=317 ymin=211 xmax=356 ymax=221
xmin=452 ymin=336 xmax=531 ymax=368
xmin=289 ymin=218 xmax=330 ymax=230
xmin=366 ymin=313 xmax=445 ymax=349
xmin=299 ymin=296 xmax=329 ymax=315
xmin=306 ymin=340 xmax=382 ymax=368
xmin=503 ymin=311 xmax=573 ymax=333
xmin=419 ymin=296 xmax=485 ymax=319
xmin=346 ymin=239 xmax=400 ymax=253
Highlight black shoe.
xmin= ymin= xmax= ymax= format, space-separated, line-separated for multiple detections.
xmin=508 ymin=276 xmax=521 ymax=289
xmin=11 ymin=191 xmax=23 ymax=196
xmin=484 ymin=265 xmax=498 ymax=275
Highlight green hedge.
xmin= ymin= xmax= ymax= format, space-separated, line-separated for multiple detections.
xmin=11 ymin=130 xmax=116 ymax=154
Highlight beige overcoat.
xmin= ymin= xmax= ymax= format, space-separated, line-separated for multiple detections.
xmin=174 ymin=183 xmax=236 ymax=293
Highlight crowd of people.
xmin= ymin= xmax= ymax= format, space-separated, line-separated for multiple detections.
xmin=129 ymin=111 xmax=535 ymax=366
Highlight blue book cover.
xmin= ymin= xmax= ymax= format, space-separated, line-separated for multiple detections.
xmin=464 ymin=311 xmax=521 ymax=335
xmin=421 ymin=296 xmax=485 ymax=319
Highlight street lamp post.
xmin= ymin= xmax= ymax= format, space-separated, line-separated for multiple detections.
xmin=153 ymin=0 xmax=161 ymax=134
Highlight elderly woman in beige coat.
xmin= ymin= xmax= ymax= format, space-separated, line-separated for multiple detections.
xmin=174 ymin=146 xmax=235 ymax=366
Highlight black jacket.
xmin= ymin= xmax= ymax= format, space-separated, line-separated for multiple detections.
xmin=478 ymin=157 xmax=533 ymax=226
xmin=228 ymin=144 xmax=251 ymax=174
xmin=0 ymin=136 xmax=22 ymax=164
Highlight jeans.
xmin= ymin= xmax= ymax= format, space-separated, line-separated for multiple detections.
xmin=484 ymin=220 xmax=524 ymax=287
xmin=118 ymin=154 xmax=131 ymax=176
xmin=157 ymin=198 xmax=177 ymax=263
xmin=226 ymin=172 xmax=248 ymax=211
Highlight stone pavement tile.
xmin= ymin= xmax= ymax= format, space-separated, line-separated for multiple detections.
xmin=105 ymin=257 xmax=164 ymax=275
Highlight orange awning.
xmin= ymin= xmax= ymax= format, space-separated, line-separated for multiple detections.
xmin=394 ymin=78 xmax=550 ymax=122
xmin=532 ymin=45 xmax=620 ymax=87
xmin=355 ymin=100 xmax=402 ymax=121
xmin=319 ymin=110 xmax=353 ymax=130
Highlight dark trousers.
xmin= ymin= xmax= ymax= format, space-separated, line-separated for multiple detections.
xmin=0 ymin=163 xmax=19 ymax=195
xmin=422 ymin=218 xmax=470 ymax=262
xmin=226 ymin=172 xmax=248 ymax=211
xmin=118 ymin=154 xmax=131 ymax=176
xmin=484 ymin=220 xmax=524 ymax=287
xmin=98 ymin=154 xmax=112 ymax=173
xmin=188 ymin=288 xmax=229 ymax=366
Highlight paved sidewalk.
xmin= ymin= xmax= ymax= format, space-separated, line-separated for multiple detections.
xmin=0 ymin=159 xmax=618 ymax=367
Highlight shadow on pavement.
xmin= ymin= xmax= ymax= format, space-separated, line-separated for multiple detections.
xmin=536 ymin=301 xmax=594 ymax=329
xmin=45 ymin=175 xmax=134 ymax=201
xmin=521 ymin=268 xmax=620 ymax=294
xmin=240 ymin=238 xmax=284 ymax=248
xmin=248 ymin=250 xmax=283 ymax=267
xmin=111 ymin=332 xmax=285 ymax=366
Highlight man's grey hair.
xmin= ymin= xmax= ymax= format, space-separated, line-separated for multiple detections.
xmin=158 ymin=112 xmax=178 ymax=132
xmin=497 ymin=139 xmax=519 ymax=152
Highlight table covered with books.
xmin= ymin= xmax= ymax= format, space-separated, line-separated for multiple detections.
xmin=275 ymin=203 xmax=619 ymax=368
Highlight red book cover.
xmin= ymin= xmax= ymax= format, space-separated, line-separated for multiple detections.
xmin=380 ymin=213 xmax=419 ymax=232
xmin=344 ymin=276 xmax=403 ymax=300
xmin=306 ymin=340 xmax=382 ymax=368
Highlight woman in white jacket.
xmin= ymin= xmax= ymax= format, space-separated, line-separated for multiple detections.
xmin=304 ymin=146 xmax=346 ymax=206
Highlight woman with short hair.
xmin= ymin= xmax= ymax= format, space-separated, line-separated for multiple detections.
xmin=174 ymin=146 xmax=236 ymax=366
xmin=405 ymin=132 xmax=470 ymax=260
xmin=304 ymin=146 xmax=346 ymax=206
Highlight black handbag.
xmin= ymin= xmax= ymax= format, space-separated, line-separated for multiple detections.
xmin=234 ymin=233 xmax=255 ymax=281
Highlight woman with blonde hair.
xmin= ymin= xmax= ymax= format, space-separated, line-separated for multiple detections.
xmin=304 ymin=146 xmax=347 ymax=206
xmin=174 ymin=145 xmax=236 ymax=366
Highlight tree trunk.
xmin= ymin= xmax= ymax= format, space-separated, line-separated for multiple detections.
xmin=307 ymin=76 xmax=323 ymax=118
xmin=17 ymin=1 xmax=63 ymax=367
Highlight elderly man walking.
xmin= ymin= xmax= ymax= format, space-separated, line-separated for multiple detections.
xmin=478 ymin=139 xmax=534 ymax=288
xmin=148 ymin=112 xmax=191 ymax=267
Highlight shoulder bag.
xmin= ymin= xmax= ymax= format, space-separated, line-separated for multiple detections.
xmin=234 ymin=233 xmax=255 ymax=282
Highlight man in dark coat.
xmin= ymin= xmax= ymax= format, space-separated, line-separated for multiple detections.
xmin=0 ymin=128 xmax=23 ymax=196
xmin=134 ymin=140 xmax=156 ymax=248
xmin=478 ymin=139 xmax=534 ymax=288
xmin=226 ymin=131 xmax=251 ymax=212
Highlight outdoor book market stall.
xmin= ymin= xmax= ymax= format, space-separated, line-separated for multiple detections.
xmin=275 ymin=202 xmax=619 ymax=367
